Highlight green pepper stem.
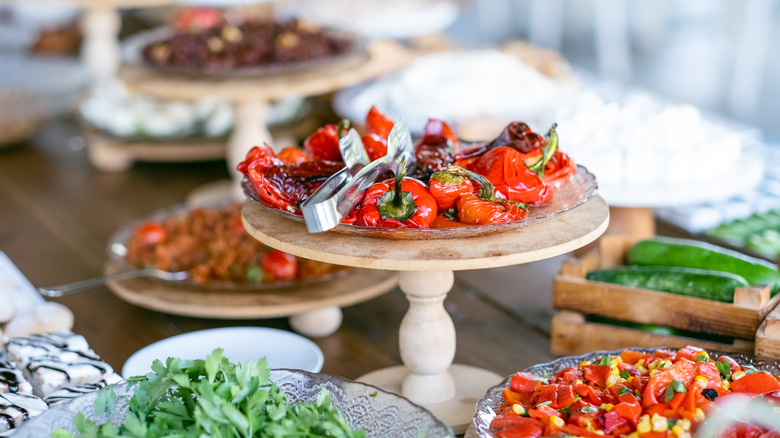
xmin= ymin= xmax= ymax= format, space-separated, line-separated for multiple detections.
xmin=443 ymin=165 xmax=498 ymax=202
xmin=393 ymin=157 xmax=407 ymax=207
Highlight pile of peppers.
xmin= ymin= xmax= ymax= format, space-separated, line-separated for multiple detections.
xmin=490 ymin=346 xmax=780 ymax=438
xmin=237 ymin=106 xmax=577 ymax=229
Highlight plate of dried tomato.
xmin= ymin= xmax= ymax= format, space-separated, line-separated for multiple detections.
xmin=122 ymin=16 xmax=365 ymax=78
xmin=238 ymin=107 xmax=598 ymax=239
xmin=473 ymin=346 xmax=780 ymax=438
xmin=108 ymin=201 xmax=349 ymax=290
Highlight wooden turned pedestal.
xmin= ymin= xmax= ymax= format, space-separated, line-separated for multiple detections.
xmin=242 ymin=196 xmax=610 ymax=433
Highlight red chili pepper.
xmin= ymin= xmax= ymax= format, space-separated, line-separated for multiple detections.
xmin=261 ymin=250 xmax=297 ymax=281
xmin=460 ymin=146 xmax=553 ymax=206
xmin=428 ymin=169 xmax=475 ymax=211
xmin=237 ymin=143 xmax=278 ymax=175
xmin=304 ymin=124 xmax=343 ymax=162
xmin=361 ymin=106 xmax=395 ymax=162
xmin=355 ymin=162 xmax=437 ymax=228
xmin=731 ymin=372 xmax=780 ymax=394
xmin=277 ymin=147 xmax=311 ymax=164
xmin=543 ymin=149 xmax=577 ymax=186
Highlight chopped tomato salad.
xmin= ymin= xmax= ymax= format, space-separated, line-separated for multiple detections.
xmin=491 ymin=346 xmax=780 ymax=438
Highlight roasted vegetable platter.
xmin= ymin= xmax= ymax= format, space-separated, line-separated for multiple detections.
xmin=238 ymin=106 xmax=597 ymax=239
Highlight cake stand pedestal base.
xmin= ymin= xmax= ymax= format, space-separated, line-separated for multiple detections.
xmin=359 ymin=364 xmax=502 ymax=435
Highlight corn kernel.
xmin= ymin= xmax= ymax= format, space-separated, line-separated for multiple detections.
xmin=732 ymin=371 xmax=746 ymax=381
xmin=636 ymin=359 xmax=645 ymax=367
xmin=595 ymin=431 xmax=605 ymax=436
xmin=648 ymin=359 xmax=659 ymax=370
xmin=651 ymin=414 xmax=668 ymax=432
xmin=610 ymin=367 xmax=620 ymax=376
xmin=625 ymin=433 xmax=640 ymax=438
xmin=574 ymin=379 xmax=583 ymax=385
xmin=721 ymin=379 xmax=731 ymax=390
xmin=672 ymin=425 xmax=684 ymax=436
xmin=637 ymin=422 xmax=652 ymax=434
xmin=606 ymin=375 xmax=620 ymax=387
xmin=639 ymin=414 xmax=650 ymax=422
xmin=580 ymin=360 xmax=592 ymax=367
xmin=695 ymin=375 xmax=708 ymax=388
xmin=650 ymin=369 xmax=660 ymax=376
xmin=512 ymin=404 xmax=525 ymax=415
xmin=678 ymin=419 xmax=691 ymax=430
xmin=610 ymin=359 xmax=619 ymax=366
xmin=698 ymin=351 xmax=710 ymax=360
xmin=549 ymin=416 xmax=564 ymax=428
xmin=601 ymin=403 xmax=614 ymax=412
xmin=694 ymin=408 xmax=705 ymax=421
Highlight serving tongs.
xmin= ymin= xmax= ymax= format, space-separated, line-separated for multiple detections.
xmin=300 ymin=120 xmax=416 ymax=233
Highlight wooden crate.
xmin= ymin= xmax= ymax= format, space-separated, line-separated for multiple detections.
xmin=552 ymin=235 xmax=780 ymax=357
xmin=756 ymin=306 xmax=780 ymax=357
xmin=552 ymin=311 xmax=755 ymax=357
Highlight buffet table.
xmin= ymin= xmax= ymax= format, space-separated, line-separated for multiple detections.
xmin=0 ymin=119 xmax=579 ymax=434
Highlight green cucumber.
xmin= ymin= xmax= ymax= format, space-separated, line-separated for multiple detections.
xmin=627 ymin=236 xmax=780 ymax=293
xmin=586 ymin=266 xmax=749 ymax=302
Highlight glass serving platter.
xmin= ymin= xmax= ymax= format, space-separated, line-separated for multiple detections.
xmin=15 ymin=369 xmax=455 ymax=437
xmin=122 ymin=26 xmax=368 ymax=79
xmin=107 ymin=200 xmax=350 ymax=291
xmin=242 ymin=164 xmax=598 ymax=240
xmin=472 ymin=347 xmax=780 ymax=438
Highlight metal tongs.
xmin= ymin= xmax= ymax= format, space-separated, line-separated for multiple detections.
xmin=301 ymin=120 xmax=416 ymax=233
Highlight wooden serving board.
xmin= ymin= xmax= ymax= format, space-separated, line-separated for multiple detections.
xmin=554 ymin=235 xmax=780 ymax=339
xmin=241 ymin=196 xmax=610 ymax=271
xmin=104 ymin=261 xmax=398 ymax=319
xmin=552 ymin=310 xmax=755 ymax=357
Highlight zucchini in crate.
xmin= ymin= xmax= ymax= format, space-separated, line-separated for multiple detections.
xmin=626 ymin=236 xmax=780 ymax=293
xmin=586 ymin=266 xmax=749 ymax=302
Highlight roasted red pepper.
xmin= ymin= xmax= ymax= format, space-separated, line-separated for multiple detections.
xmin=355 ymin=161 xmax=437 ymax=228
xmin=456 ymin=121 xmax=546 ymax=168
xmin=428 ymin=169 xmax=474 ymax=211
xmin=303 ymin=124 xmax=342 ymax=162
xmin=413 ymin=118 xmax=459 ymax=179
xmin=643 ymin=358 xmax=696 ymax=407
xmin=361 ymin=106 xmax=395 ymax=162
xmin=731 ymin=372 xmax=780 ymax=394
xmin=238 ymin=143 xmax=344 ymax=214
xmin=456 ymin=192 xmax=528 ymax=225
xmin=461 ymin=146 xmax=552 ymax=206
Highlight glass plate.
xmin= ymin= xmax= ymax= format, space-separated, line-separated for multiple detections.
xmin=242 ymin=164 xmax=598 ymax=240
xmin=15 ymin=369 xmax=454 ymax=437
xmin=122 ymin=27 xmax=368 ymax=79
xmin=107 ymin=200 xmax=350 ymax=291
xmin=472 ymin=347 xmax=780 ymax=437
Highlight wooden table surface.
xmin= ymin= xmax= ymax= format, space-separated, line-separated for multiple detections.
xmin=1 ymin=118 xmax=586 ymax=429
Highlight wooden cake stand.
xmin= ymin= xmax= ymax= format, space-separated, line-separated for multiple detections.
xmin=242 ymin=196 xmax=610 ymax=433
xmin=118 ymin=40 xmax=415 ymax=196
xmin=103 ymin=261 xmax=398 ymax=338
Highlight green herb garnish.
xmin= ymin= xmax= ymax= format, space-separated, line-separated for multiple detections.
xmin=618 ymin=387 xmax=632 ymax=396
xmin=598 ymin=356 xmax=611 ymax=366
xmin=53 ymin=349 xmax=363 ymax=438
xmin=695 ymin=352 xmax=709 ymax=362
xmin=664 ymin=379 xmax=687 ymax=402
xmin=580 ymin=406 xmax=598 ymax=414
xmin=619 ymin=370 xmax=631 ymax=380
xmin=717 ymin=359 xmax=732 ymax=380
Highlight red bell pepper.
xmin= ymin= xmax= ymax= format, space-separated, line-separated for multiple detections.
xmin=428 ymin=169 xmax=475 ymax=211
xmin=355 ymin=163 xmax=437 ymax=228
xmin=619 ymin=350 xmax=646 ymax=365
xmin=612 ymin=401 xmax=642 ymax=426
xmin=510 ymin=372 xmax=543 ymax=394
xmin=603 ymin=411 xmax=632 ymax=435
xmin=674 ymin=346 xmax=705 ymax=362
xmin=731 ymin=372 xmax=780 ymax=394
xmin=582 ymin=365 xmax=611 ymax=388
xmin=461 ymin=146 xmax=553 ymax=206
xmin=643 ymin=359 xmax=696 ymax=407
xmin=494 ymin=425 xmax=543 ymax=438
xmin=491 ymin=414 xmax=545 ymax=430
xmin=303 ymin=124 xmax=343 ymax=162
xmin=694 ymin=361 xmax=721 ymax=388
xmin=456 ymin=121 xmax=547 ymax=168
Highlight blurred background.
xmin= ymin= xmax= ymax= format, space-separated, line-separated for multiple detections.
xmin=1 ymin=0 xmax=778 ymax=254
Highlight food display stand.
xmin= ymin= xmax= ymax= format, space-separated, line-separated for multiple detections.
xmin=241 ymin=195 xmax=610 ymax=433
xmin=116 ymin=40 xmax=415 ymax=194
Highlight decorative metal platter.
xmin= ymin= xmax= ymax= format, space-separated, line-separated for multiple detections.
xmin=472 ymin=347 xmax=780 ymax=438
xmin=242 ymin=164 xmax=598 ymax=240
xmin=16 ymin=369 xmax=455 ymax=437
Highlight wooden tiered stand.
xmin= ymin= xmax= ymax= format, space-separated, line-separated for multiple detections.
xmin=116 ymin=40 xmax=414 ymax=191
xmin=241 ymin=196 xmax=610 ymax=434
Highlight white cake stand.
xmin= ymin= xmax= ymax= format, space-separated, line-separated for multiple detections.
xmin=241 ymin=196 xmax=610 ymax=433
